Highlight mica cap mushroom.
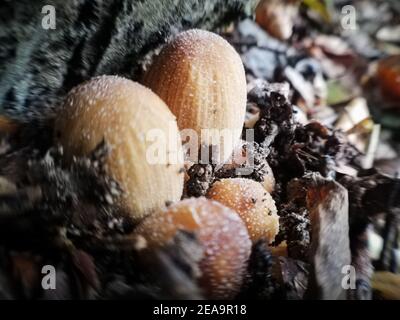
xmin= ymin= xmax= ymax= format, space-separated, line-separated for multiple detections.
xmin=134 ymin=197 xmax=252 ymax=299
xmin=54 ymin=75 xmax=184 ymax=220
xmin=143 ymin=29 xmax=247 ymax=164
xmin=207 ymin=178 xmax=279 ymax=244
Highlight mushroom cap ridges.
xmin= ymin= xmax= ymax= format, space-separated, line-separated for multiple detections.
xmin=55 ymin=75 xmax=184 ymax=220
xmin=58 ymin=75 xmax=176 ymax=128
xmin=143 ymin=29 xmax=246 ymax=127
xmin=207 ymin=178 xmax=279 ymax=243
xmin=165 ymin=29 xmax=242 ymax=62
xmin=143 ymin=29 xmax=247 ymax=163
xmin=135 ymin=197 xmax=252 ymax=299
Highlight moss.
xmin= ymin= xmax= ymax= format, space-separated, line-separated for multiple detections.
xmin=0 ymin=0 xmax=258 ymax=123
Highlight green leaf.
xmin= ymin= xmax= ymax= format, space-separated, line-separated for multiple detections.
xmin=327 ymin=80 xmax=353 ymax=105
xmin=302 ymin=0 xmax=332 ymax=22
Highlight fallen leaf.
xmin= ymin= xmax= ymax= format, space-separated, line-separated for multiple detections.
xmin=372 ymin=272 xmax=400 ymax=300
xmin=377 ymin=25 xmax=400 ymax=44
xmin=303 ymin=0 xmax=332 ymax=23
xmin=256 ymin=0 xmax=300 ymax=40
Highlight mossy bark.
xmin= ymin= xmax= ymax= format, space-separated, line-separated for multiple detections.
xmin=0 ymin=0 xmax=258 ymax=122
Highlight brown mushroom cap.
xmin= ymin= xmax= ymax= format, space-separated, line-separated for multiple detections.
xmin=134 ymin=197 xmax=252 ymax=299
xmin=54 ymin=75 xmax=184 ymax=220
xmin=143 ymin=29 xmax=247 ymax=163
xmin=207 ymin=178 xmax=279 ymax=243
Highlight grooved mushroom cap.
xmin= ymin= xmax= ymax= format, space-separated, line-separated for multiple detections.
xmin=54 ymin=75 xmax=184 ymax=220
xmin=143 ymin=29 xmax=247 ymax=163
xmin=135 ymin=197 xmax=252 ymax=299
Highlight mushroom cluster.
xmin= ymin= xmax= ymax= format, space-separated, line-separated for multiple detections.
xmin=47 ymin=29 xmax=278 ymax=299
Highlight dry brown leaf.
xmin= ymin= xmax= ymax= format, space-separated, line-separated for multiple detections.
xmin=372 ymin=272 xmax=400 ymax=300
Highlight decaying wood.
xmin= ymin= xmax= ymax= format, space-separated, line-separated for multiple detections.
xmin=339 ymin=172 xmax=400 ymax=299
xmin=274 ymin=256 xmax=309 ymax=300
xmin=305 ymin=174 xmax=351 ymax=300
xmin=347 ymin=229 xmax=373 ymax=300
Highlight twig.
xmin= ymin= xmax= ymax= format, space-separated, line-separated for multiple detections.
xmin=378 ymin=172 xmax=400 ymax=272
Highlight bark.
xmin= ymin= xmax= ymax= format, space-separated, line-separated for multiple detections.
xmin=0 ymin=0 xmax=258 ymax=122
xmin=305 ymin=175 xmax=351 ymax=300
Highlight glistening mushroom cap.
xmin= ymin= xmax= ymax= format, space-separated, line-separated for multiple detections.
xmin=54 ymin=75 xmax=184 ymax=220
xmin=134 ymin=197 xmax=252 ymax=299
xmin=143 ymin=29 xmax=247 ymax=164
